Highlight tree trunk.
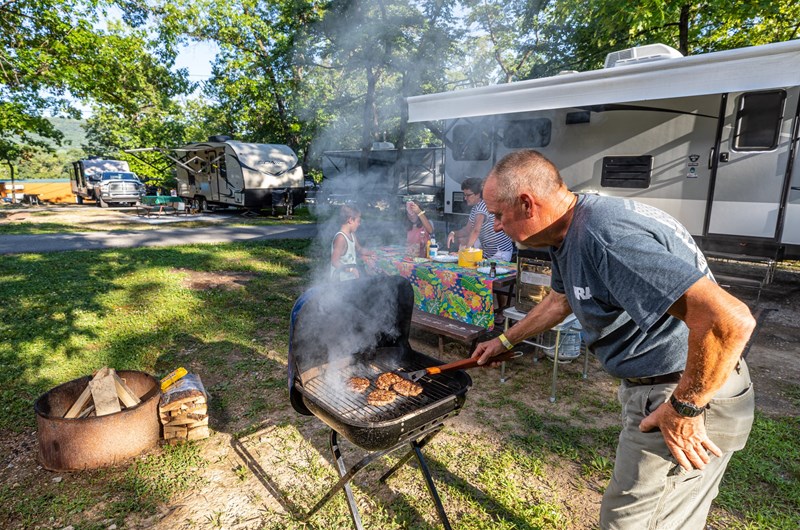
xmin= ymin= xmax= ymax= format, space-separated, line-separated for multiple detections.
xmin=8 ymin=161 xmax=15 ymax=205
xmin=360 ymin=64 xmax=379 ymax=174
xmin=679 ymin=4 xmax=691 ymax=56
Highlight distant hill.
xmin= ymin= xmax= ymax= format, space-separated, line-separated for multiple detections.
xmin=48 ymin=117 xmax=88 ymax=151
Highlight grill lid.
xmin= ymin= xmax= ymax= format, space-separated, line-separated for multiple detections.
xmin=289 ymin=275 xmax=414 ymax=414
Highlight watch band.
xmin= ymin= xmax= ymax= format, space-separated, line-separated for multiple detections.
xmin=669 ymin=394 xmax=706 ymax=417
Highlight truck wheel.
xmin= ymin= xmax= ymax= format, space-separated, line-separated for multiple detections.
xmin=98 ymin=198 xmax=109 ymax=208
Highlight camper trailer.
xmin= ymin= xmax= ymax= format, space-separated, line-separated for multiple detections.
xmin=69 ymin=158 xmax=145 ymax=207
xmin=320 ymin=146 xmax=444 ymax=208
xmin=171 ymin=137 xmax=304 ymax=212
xmin=407 ymin=40 xmax=800 ymax=259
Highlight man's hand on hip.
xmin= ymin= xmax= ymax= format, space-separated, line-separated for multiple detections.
xmin=639 ymin=401 xmax=722 ymax=471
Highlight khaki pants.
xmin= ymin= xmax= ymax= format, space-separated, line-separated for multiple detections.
xmin=600 ymin=359 xmax=754 ymax=529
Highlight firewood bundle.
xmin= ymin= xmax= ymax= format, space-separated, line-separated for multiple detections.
xmin=159 ymin=373 xmax=209 ymax=443
xmin=63 ymin=367 xmax=141 ymax=418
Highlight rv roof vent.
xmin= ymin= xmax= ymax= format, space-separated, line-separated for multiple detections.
xmin=208 ymin=135 xmax=232 ymax=142
xmin=557 ymin=70 xmax=579 ymax=76
xmin=372 ymin=141 xmax=395 ymax=150
xmin=604 ymin=44 xmax=683 ymax=68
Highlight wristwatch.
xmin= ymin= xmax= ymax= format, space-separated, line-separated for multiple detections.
xmin=669 ymin=394 xmax=706 ymax=417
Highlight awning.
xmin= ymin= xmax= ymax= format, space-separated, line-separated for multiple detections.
xmin=407 ymin=40 xmax=800 ymax=122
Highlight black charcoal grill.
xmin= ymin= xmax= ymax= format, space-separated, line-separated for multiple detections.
xmin=289 ymin=275 xmax=471 ymax=529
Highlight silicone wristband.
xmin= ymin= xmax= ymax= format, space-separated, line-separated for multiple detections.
xmin=498 ymin=333 xmax=514 ymax=350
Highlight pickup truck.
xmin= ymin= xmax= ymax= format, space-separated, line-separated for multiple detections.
xmin=94 ymin=171 xmax=146 ymax=207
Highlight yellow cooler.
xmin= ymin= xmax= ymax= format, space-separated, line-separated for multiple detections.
xmin=458 ymin=247 xmax=483 ymax=268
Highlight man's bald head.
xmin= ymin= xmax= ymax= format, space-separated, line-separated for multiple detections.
xmin=488 ymin=149 xmax=564 ymax=206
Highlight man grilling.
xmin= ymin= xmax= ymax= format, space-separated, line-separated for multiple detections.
xmin=472 ymin=149 xmax=755 ymax=529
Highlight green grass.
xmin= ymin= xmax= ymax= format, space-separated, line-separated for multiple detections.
xmin=0 ymin=239 xmax=798 ymax=529
xmin=0 ymin=222 xmax=105 ymax=234
xmin=0 ymin=220 xmax=232 ymax=234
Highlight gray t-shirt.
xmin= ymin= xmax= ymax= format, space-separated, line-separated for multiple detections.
xmin=549 ymin=195 xmax=713 ymax=379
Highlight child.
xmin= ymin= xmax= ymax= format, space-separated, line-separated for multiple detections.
xmin=330 ymin=205 xmax=372 ymax=281
xmin=404 ymin=201 xmax=434 ymax=255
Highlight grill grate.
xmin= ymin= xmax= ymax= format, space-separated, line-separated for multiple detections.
xmin=299 ymin=351 xmax=464 ymax=425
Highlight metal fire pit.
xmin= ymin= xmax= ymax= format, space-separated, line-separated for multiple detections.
xmin=34 ymin=370 xmax=160 ymax=471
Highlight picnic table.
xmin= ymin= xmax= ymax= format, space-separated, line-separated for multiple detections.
xmin=366 ymin=245 xmax=516 ymax=330
xmin=138 ymin=195 xmax=186 ymax=217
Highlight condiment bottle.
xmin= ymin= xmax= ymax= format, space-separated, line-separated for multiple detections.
xmin=429 ymin=235 xmax=438 ymax=260
xmin=489 ymin=262 xmax=497 ymax=278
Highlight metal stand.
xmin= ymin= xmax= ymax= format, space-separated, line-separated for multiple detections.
xmin=499 ymin=307 xmax=589 ymax=402
xmin=302 ymin=424 xmax=452 ymax=530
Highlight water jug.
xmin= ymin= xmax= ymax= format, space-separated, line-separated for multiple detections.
xmin=557 ymin=329 xmax=582 ymax=361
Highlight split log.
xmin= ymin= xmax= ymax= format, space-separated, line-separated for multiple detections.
xmin=113 ymin=372 xmax=140 ymax=407
xmin=89 ymin=370 xmax=122 ymax=416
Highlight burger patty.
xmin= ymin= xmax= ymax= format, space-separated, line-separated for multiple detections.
xmin=375 ymin=372 xmax=405 ymax=390
xmin=347 ymin=376 xmax=371 ymax=393
xmin=367 ymin=389 xmax=397 ymax=406
xmin=393 ymin=379 xmax=423 ymax=397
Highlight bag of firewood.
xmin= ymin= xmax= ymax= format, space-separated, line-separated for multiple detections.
xmin=159 ymin=373 xmax=210 ymax=443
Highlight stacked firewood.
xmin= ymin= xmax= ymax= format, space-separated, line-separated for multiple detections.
xmin=63 ymin=367 xmax=140 ymax=418
xmin=159 ymin=372 xmax=209 ymax=443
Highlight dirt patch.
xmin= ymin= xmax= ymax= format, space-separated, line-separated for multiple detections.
xmin=732 ymin=266 xmax=800 ymax=419
xmin=177 ymin=269 xmax=256 ymax=291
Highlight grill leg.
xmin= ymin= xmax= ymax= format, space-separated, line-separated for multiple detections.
xmin=412 ymin=440 xmax=453 ymax=530
xmin=331 ymin=430 xmax=365 ymax=530
xmin=379 ymin=426 xmax=452 ymax=529
xmin=301 ymin=430 xmax=391 ymax=525
xmin=378 ymin=426 xmax=442 ymax=483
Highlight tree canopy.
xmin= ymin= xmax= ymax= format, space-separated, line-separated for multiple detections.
xmin=1 ymin=0 xmax=797 ymax=181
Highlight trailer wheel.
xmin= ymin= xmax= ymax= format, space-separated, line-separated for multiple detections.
xmin=76 ymin=195 xmax=84 ymax=205
xmin=200 ymin=198 xmax=209 ymax=212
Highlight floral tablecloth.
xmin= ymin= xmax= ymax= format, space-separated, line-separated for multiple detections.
xmin=366 ymin=246 xmax=515 ymax=330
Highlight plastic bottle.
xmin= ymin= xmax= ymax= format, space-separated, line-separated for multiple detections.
xmin=557 ymin=329 xmax=582 ymax=361
xmin=419 ymin=227 xmax=426 ymax=257
xmin=429 ymin=235 xmax=438 ymax=260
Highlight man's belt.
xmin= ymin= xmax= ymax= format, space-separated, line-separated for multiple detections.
xmin=624 ymin=371 xmax=683 ymax=386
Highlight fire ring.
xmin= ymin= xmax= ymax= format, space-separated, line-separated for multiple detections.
xmin=34 ymin=370 xmax=161 ymax=471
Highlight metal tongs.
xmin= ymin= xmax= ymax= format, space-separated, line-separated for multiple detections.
xmin=398 ymin=350 xmax=523 ymax=382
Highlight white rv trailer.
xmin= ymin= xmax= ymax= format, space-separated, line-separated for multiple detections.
xmin=406 ymin=40 xmax=800 ymax=259
xmin=168 ymin=138 xmax=304 ymax=212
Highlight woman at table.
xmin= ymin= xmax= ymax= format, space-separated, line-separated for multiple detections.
xmin=404 ymin=200 xmax=435 ymax=255
xmin=447 ymin=177 xmax=514 ymax=261
xmin=330 ymin=204 xmax=373 ymax=281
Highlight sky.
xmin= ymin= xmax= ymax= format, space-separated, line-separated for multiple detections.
xmin=174 ymin=40 xmax=217 ymax=83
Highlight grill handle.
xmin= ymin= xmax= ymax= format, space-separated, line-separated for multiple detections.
xmin=403 ymin=350 xmax=523 ymax=381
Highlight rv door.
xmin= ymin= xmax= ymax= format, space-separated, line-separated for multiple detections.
xmin=707 ymin=89 xmax=798 ymax=240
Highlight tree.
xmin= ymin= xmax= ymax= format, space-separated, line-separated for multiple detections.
xmin=1 ymin=0 xmax=192 ymax=184
xmin=461 ymin=0 xmax=557 ymax=83
xmin=307 ymin=0 xmax=460 ymax=189
xmin=540 ymin=0 xmax=800 ymax=73
xmin=147 ymin=0 xmax=327 ymax=160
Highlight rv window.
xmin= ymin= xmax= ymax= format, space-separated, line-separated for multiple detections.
xmin=502 ymin=119 xmax=551 ymax=148
xmin=734 ymin=90 xmax=785 ymax=151
xmin=452 ymin=123 xmax=491 ymax=161
xmin=601 ymin=156 xmax=653 ymax=189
